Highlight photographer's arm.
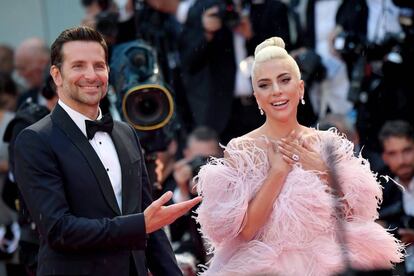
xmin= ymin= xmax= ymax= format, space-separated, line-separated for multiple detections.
xmin=202 ymin=5 xmax=222 ymax=41
xmin=145 ymin=0 xmax=180 ymax=15
xmin=179 ymin=4 xmax=222 ymax=73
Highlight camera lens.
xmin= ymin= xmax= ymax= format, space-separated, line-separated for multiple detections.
xmin=132 ymin=52 xmax=146 ymax=68
xmin=123 ymin=85 xmax=174 ymax=130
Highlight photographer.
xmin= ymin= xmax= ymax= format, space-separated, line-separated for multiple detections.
xmin=81 ymin=0 xmax=136 ymax=44
xmin=290 ymin=0 xmax=352 ymax=126
xmin=171 ymin=126 xmax=222 ymax=267
xmin=331 ymin=0 xmax=414 ymax=171
xmin=378 ymin=120 xmax=414 ymax=275
xmin=333 ymin=0 xmax=402 ymax=71
xmin=173 ymin=127 xmax=222 ymax=203
xmin=179 ymin=0 xmax=292 ymax=143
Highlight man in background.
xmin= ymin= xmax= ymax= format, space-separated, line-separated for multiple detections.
xmin=378 ymin=120 xmax=414 ymax=275
xmin=172 ymin=126 xmax=222 ymax=268
xmin=14 ymin=38 xmax=50 ymax=108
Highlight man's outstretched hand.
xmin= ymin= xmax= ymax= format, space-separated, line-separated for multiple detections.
xmin=144 ymin=191 xmax=202 ymax=233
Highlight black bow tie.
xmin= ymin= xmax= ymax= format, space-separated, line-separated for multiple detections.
xmin=85 ymin=113 xmax=114 ymax=140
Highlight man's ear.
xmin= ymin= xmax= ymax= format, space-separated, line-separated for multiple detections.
xmin=50 ymin=65 xmax=62 ymax=87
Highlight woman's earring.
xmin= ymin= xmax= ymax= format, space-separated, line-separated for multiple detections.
xmin=300 ymin=97 xmax=305 ymax=105
xmin=259 ymin=106 xmax=264 ymax=115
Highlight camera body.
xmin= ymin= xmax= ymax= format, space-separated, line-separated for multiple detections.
xmin=333 ymin=31 xmax=365 ymax=63
xmin=218 ymin=0 xmax=243 ymax=29
xmin=187 ymin=156 xmax=209 ymax=177
xmin=294 ymin=49 xmax=326 ymax=87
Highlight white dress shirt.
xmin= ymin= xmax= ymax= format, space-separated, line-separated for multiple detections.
xmin=58 ymin=100 xmax=123 ymax=212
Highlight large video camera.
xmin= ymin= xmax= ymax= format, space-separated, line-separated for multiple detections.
xmin=109 ymin=40 xmax=175 ymax=153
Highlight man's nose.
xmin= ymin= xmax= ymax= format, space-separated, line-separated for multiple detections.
xmin=83 ymin=65 xmax=98 ymax=80
xmin=395 ymin=153 xmax=405 ymax=164
xmin=402 ymin=152 xmax=414 ymax=164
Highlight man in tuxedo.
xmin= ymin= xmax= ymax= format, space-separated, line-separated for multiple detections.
xmin=378 ymin=120 xmax=414 ymax=275
xmin=14 ymin=26 xmax=201 ymax=276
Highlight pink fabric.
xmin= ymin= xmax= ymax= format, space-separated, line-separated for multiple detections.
xmin=195 ymin=129 xmax=404 ymax=276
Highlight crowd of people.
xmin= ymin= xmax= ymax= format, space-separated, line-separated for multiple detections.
xmin=0 ymin=0 xmax=413 ymax=275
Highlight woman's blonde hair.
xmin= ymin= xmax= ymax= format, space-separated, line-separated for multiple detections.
xmin=252 ymin=37 xmax=301 ymax=79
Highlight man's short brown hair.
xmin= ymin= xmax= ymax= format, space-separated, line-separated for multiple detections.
xmin=51 ymin=26 xmax=108 ymax=68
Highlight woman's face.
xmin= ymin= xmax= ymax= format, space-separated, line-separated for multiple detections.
xmin=253 ymin=58 xmax=304 ymax=123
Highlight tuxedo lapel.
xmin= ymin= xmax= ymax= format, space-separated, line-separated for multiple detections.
xmin=51 ymin=105 xmax=121 ymax=215
xmin=110 ymin=123 xmax=140 ymax=215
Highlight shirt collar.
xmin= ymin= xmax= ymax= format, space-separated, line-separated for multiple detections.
xmin=58 ymin=99 xmax=102 ymax=138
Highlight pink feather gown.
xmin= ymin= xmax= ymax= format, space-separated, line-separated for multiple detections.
xmin=195 ymin=130 xmax=404 ymax=276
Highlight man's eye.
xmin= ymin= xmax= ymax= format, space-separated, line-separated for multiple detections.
xmin=95 ymin=64 xmax=106 ymax=70
xmin=387 ymin=152 xmax=396 ymax=158
xmin=403 ymin=147 xmax=414 ymax=155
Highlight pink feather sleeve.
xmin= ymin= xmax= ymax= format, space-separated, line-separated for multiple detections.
xmin=195 ymin=138 xmax=268 ymax=248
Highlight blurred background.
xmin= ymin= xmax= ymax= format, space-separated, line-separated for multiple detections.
xmin=0 ymin=0 xmax=85 ymax=47
xmin=1 ymin=0 xmax=414 ymax=275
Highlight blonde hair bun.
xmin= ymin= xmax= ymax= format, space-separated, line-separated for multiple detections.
xmin=251 ymin=36 xmax=301 ymax=80
xmin=254 ymin=37 xmax=285 ymax=57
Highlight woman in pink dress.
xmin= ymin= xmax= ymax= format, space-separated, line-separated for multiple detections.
xmin=195 ymin=37 xmax=404 ymax=276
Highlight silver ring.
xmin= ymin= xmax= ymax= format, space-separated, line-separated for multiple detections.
xmin=292 ymin=153 xmax=300 ymax=162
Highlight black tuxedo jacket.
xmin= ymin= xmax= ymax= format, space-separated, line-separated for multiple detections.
xmin=14 ymin=104 xmax=181 ymax=276
xmin=379 ymin=171 xmax=406 ymax=229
